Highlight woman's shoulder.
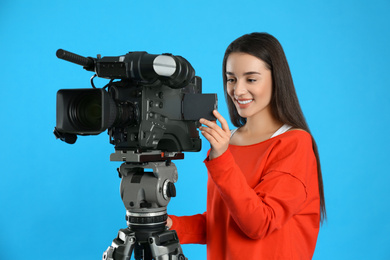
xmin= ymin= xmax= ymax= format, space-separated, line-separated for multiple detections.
xmin=282 ymin=128 xmax=312 ymax=139
xmin=276 ymin=128 xmax=313 ymax=146
xmin=271 ymin=129 xmax=314 ymax=159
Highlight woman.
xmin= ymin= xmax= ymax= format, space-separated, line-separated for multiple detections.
xmin=168 ymin=32 xmax=326 ymax=259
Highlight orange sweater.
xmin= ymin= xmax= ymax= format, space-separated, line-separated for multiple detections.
xmin=170 ymin=130 xmax=320 ymax=259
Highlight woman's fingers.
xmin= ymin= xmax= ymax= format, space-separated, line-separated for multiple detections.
xmin=199 ymin=110 xmax=230 ymax=160
xmin=199 ymin=110 xmax=230 ymax=140
xmin=166 ymin=217 xmax=172 ymax=229
xmin=212 ymin=110 xmax=230 ymax=132
xmin=200 ymin=129 xmax=218 ymax=144
xmin=199 ymin=122 xmax=224 ymax=142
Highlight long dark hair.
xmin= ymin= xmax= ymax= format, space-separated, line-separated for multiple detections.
xmin=223 ymin=32 xmax=326 ymax=223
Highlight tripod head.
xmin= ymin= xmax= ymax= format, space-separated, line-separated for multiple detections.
xmin=119 ymin=160 xmax=178 ymax=226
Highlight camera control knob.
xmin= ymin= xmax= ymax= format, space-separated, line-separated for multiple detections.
xmin=167 ymin=182 xmax=176 ymax=198
xmin=162 ymin=180 xmax=176 ymax=200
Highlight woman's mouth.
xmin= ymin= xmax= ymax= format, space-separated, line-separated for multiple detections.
xmin=237 ymin=99 xmax=253 ymax=105
xmin=235 ymin=98 xmax=253 ymax=108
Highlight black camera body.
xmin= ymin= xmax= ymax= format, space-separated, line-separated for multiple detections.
xmin=54 ymin=49 xmax=217 ymax=160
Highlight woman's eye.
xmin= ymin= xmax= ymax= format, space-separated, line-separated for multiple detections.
xmin=227 ymin=78 xmax=235 ymax=83
xmin=248 ymin=79 xmax=257 ymax=83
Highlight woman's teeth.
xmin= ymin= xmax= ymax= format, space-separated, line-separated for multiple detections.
xmin=237 ymin=99 xmax=252 ymax=104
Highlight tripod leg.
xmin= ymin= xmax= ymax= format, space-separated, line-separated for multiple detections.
xmin=103 ymin=228 xmax=136 ymax=260
xmin=134 ymin=243 xmax=153 ymax=260
xmin=143 ymin=245 xmax=153 ymax=260
xmin=134 ymin=243 xmax=143 ymax=260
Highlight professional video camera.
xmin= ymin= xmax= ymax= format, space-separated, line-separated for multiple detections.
xmin=54 ymin=49 xmax=217 ymax=260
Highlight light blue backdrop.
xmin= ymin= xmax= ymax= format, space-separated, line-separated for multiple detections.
xmin=1 ymin=0 xmax=389 ymax=259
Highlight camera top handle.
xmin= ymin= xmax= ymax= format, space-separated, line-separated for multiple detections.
xmin=55 ymin=49 xmax=196 ymax=89
xmin=56 ymin=49 xmax=95 ymax=71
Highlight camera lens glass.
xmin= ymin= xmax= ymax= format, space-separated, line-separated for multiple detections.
xmin=70 ymin=92 xmax=102 ymax=131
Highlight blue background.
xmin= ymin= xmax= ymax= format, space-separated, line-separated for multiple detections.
xmin=1 ymin=0 xmax=389 ymax=259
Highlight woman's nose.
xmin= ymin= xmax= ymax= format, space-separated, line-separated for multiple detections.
xmin=234 ymin=80 xmax=247 ymax=96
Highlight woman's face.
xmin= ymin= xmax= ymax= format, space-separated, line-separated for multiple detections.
xmin=226 ymin=52 xmax=273 ymax=120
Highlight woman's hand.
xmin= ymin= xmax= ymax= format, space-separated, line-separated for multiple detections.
xmin=199 ymin=110 xmax=231 ymax=160
xmin=166 ymin=216 xmax=173 ymax=229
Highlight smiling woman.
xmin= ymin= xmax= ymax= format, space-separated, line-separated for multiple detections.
xmin=222 ymin=32 xmax=326 ymax=223
xmin=169 ymin=32 xmax=326 ymax=260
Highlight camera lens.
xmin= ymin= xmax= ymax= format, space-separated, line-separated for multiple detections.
xmin=70 ymin=92 xmax=102 ymax=131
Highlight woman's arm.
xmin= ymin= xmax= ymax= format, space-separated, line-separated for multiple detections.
xmin=206 ymin=150 xmax=308 ymax=239
xmin=168 ymin=213 xmax=207 ymax=244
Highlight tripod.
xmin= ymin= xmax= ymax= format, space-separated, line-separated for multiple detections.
xmin=102 ymin=154 xmax=187 ymax=260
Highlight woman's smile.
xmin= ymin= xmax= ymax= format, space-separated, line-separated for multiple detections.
xmin=235 ymin=98 xmax=254 ymax=108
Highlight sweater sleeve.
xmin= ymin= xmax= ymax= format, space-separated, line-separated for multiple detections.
xmin=169 ymin=212 xmax=207 ymax=244
xmin=204 ymin=133 xmax=313 ymax=239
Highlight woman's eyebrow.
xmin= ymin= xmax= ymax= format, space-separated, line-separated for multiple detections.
xmin=226 ymin=71 xmax=261 ymax=76
xmin=243 ymin=71 xmax=261 ymax=76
